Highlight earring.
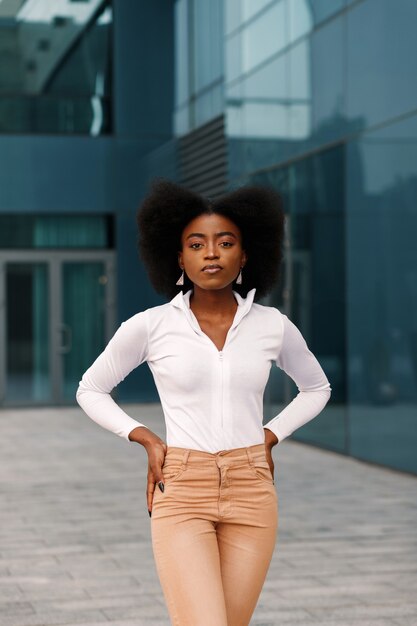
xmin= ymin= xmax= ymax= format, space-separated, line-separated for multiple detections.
xmin=176 ymin=269 xmax=184 ymax=285
xmin=236 ymin=268 xmax=243 ymax=284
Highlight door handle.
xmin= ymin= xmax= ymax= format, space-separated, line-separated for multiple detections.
xmin=58 ymin=323 xmax=72 ymax=354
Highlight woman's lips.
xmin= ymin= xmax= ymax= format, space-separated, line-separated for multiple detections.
xmin=202 ymin=267 xmax=222 ymax=273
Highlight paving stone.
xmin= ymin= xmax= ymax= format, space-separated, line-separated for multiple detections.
xmin=0 ymin=403 xmax=416 ymax=625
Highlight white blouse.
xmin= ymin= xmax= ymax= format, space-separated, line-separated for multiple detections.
xmin=76 ymin=288 xmax=331 ymax=453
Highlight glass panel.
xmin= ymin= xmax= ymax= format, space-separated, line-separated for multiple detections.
xmin=287 ymin=149 xmax=345 ymax=451
xmin=243 ymin=0 xmax=276 ymax=23
xmin=240 ymin=101 xmax=289 ymax=138
xmin=311 ymin=16 xmax=345 ymax=144
xmin=195 ymin=82 xmax=224 ymax=128
xmin=240 ymin=52 xmax=288 ymax=101
xmin=175 ymin=0 xmax=223 ymax=133
xmin=174 ymin=103 xmax=190 ymax=137
xmin=194 ymin=0 xmax=223 ymax=91
xmin=225 ymin=32 xmax=242 ymax=84
xmin=347 ymin=114 xmax=417 ymax=473
xmin=289 ymin=39 xmax=311 ymax=140
xmin=0 ymin=215 xmax=110 ymax=249
xmin=347 ymin=0 xmax=417 ymax=129
xmin=309 ymin=0 xmax=345 ymax=25
xmin=249 ymin=148 xmax=346 ymax=452
xmin=247 ymin=168 xmax=290 ymax=425
xmin=225 ymin=0 xmax=242 ymax=35
xmin=62 ymin=262 xmax=107 ymax=402
xmin=0 ymin=1 xmax=112 ymax=134
xmin=289 ymin=0 xmax=314 ymax=43
xmin=5 ymin=263 xmax=50 ymax=403
xmin=174 ymin=0 xmax=190 ymax=107
xmin=225 ymin=0 xmax=275 ymax=35
xmin=242 ymin=2 xmax=287 ymax=74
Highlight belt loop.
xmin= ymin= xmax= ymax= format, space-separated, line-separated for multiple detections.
xmin=246 ymin=447 xmax=254 ymax=467
xmin=182 ymin=449 xmax=190 ymax=469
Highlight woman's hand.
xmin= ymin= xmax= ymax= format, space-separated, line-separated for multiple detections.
xmin=128 ymin=427 xmax=167 ymax=516
xmin=264 ymin=427 xmax=279 ymax=480
xmin=144 ymin=438 xmax=168 ymax=516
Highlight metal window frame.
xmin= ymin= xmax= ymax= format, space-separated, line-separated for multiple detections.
xmin=0 ymin=249 xmax=116 ymax=406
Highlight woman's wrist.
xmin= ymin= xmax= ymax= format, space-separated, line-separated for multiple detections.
xmin=263 ymin=427 xmax=279 ymax=448
xmin=128 ymin=426 xmax=161 ymax=447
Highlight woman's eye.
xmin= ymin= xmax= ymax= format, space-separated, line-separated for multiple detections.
xmin=189 ymin=241 xmax=233 ymax=249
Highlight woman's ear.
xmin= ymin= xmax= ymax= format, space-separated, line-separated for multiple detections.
xmin=177 ymin=251 xmax=183 ymax=268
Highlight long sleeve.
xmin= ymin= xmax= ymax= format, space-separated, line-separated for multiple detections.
xmin=76 ymin=311 xmax=150 ymax=441
xmin=263 ymin=313 xmax=331 ymax=443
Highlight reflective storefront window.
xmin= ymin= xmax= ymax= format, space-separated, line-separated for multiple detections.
xmin=289 ymin=0 xmax=313 ymax=43
xmin=242 ymin=2 xmax=287 ymax=74
xmin=174 ymin=0 xmax=190 ymax=109
xmin=225 ymin=0 xmax=278 ymax=36
xmin=308 ymin=0 xmax=345 ymax=25
xmin=347 ymin=0 xmax=417 ymax=129
xmin=0 ymin=0 xmax=113 ymax=135
xmin=174 ymin=0 xmax=224 ymax=135
xmin=346 ymin=114 xmax=417 ymax=473
xmin=225 ymin=10 xmax=352 ymax=175
xmin=247 ymin=146 xmax=346 ymax=453
xmin=288 ymin=39 xmax=311 ymax=140
xmin=311 ymin=16 xmax=345 ymax=144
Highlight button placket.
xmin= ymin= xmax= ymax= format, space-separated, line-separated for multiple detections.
xmin=216 ymin=455 xmax=232 ymax=517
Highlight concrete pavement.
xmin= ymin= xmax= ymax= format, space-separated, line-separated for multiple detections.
xmin=0 ymin=403 xmax=416 ymax=626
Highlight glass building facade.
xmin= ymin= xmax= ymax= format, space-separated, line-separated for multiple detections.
xmin=1 ymin=0 xmax=415 ymax=475
xmin=157 ymin=0 xmax=417 ymax=475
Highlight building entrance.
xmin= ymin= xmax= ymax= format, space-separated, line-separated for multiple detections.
xmin=0 ymin=250 xmax=115 ymax=406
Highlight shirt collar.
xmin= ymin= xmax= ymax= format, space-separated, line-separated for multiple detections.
xmin=170 ymin=287 xmax=257 ymax=331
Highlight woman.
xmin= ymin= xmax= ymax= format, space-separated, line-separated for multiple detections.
xmin=76 ymin=179 xmax=331 ymax=626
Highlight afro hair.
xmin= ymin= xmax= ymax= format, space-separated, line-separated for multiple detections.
xmin=136 ymin=177 xmax=285 ymax=302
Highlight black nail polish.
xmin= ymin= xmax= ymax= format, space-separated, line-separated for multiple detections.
xmin=158 ymin=481 xmax=164 ymax=493
xmin=148 ymin=509 xmax=152 ymax=517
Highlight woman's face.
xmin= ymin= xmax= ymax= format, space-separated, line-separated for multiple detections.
xmin=178 ymin=212 xmax=247 ymax=292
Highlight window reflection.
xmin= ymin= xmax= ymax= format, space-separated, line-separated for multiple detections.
xmin=223 ymin=0 xmax=417 ymax=473
xmin=309 ymin=0 xmax=345 ymax=25
xmin=248 ymin=147 xmax=346 ymax=452
xmin=174 ymin=0 xmax=223 ymax=135
xmin=6 ymin=263 xmax=50 ymax=403
xmin=225 ymin=13 xmax=353 ymax=173
xmin=347 ymin=115 xmax=417 ymax=472
xmin=0 ymin=0 xmax=112 ymax=134
xmin=289 ymin=0 xmax=313 ymax=43
xmin=347 ymin=0 xmax=417 ymax=128
xmin=242 ymin=2 xmax=287 ymax=74
xmin=289 ymin=40 xmax=311 ymax=139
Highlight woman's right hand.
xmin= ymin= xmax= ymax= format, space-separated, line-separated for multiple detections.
xmin=145 ymin=440 xmax=168 ymax=517
xmin=128 ymin=426 xmax=167 ymax=516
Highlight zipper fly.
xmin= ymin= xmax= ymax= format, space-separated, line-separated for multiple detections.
xmin=219 ymin=350 xmax=223 ymax=432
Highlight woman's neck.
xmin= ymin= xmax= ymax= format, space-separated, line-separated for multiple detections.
xmin=189 ymin=285 xmax=238 ymax=317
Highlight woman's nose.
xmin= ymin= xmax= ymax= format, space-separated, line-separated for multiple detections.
xmin=205 ymin=243 xmax=218 ymax=258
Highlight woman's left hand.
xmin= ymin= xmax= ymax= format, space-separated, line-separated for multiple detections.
xmin=264 ymin=427 xmax=278 ymax=480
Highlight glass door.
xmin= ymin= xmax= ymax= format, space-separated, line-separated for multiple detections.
xmin=3 ymin=262 xmax=50 ymax=403
xmin=0 ymin=251 xmax=115 ymax=406
xmin=61 ymin=261 xmax=108 ymax=402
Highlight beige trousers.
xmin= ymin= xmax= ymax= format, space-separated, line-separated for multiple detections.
xmin=150 ymin=443 xmax=278 ymax=626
